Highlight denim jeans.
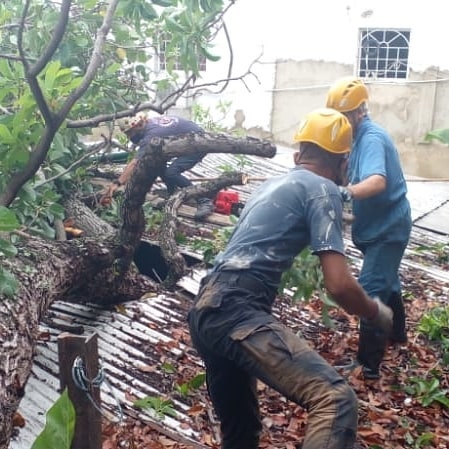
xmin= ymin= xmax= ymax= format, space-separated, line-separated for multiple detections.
xmin=188 ymin=273 xmax=358 ymax=449
xmin=161 ymin=153 xmax=205 ymax=194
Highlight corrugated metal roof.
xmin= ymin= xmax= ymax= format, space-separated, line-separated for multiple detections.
xmin=10 ymin=149 xmax=449 ymax=448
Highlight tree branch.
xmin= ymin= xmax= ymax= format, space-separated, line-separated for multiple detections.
xmin=57 ymin=0 xmax=120 ymax=121
xmin=161 ymin=171 xmax=248 ymax=288
xmin=28 ymin=0 xmax=72 ymax=77
xmin=113 ymin=133 xmax=276 ymax=276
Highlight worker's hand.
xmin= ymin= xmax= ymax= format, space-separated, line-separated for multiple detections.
xmin=100 ymin=193 xmax=112 ymax=206
xmin=99 ymin=183 xmax=117 ymax=207
xmin=367 ymin=297 xmax=393 ymax=334
xmin=338 ymin=186 xmax=353 ymax=202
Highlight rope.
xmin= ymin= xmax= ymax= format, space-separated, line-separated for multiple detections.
xmin=71 ymin=356 xmax=123 ymax=423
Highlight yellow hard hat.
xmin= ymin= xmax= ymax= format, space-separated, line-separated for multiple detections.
xmin=117 ymin=113 xmax=148 ymax=134
xmin=326 ymin=77 xmax=369 ymax=112
xmin=293 ymin=108 xmax=352 ymax=154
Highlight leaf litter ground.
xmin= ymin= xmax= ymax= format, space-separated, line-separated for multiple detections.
xmin=100 ymin=257 xmax=449 ymax=449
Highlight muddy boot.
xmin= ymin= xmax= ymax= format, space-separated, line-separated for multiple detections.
xmin=388 ymin=292 xmax=407 ymax=343
xmin=357 ymin=321 xmax=389 ymax=379
xmin=194 ymin=198 xmax=214 ymax=221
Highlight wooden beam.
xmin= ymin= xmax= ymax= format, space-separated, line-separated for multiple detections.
xmin=58 ymin=333 xmax=102 ymax=449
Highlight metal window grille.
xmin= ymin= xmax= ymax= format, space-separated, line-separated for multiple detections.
xmin=157 ymin=34 xmax=206 ymax=72
xmin=357 ymin=28 xmax=410 ymax=79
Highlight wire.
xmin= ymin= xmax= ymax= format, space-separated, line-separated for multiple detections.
xmin=71 ymin=356 xmax=123 ymax=423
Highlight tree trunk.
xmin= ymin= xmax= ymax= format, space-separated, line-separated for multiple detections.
xmin=0 ymin=133 xmax=276 ymax=447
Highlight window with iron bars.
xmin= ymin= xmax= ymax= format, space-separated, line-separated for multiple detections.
xmin=357 ymin=28 xmax=411 ymax=79
xmin=157 ymin=34 xmax=206 ymax=72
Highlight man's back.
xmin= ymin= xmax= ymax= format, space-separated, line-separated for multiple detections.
xmin=213 ymin=167 xmax=346 ymax=291
xmin=350 ymin=117 xmax=411 ymax=242
xmin=141 ymin=116 xmax=203 ymax=140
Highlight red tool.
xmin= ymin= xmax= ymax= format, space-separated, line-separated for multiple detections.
xmin=214 ymin=190 xmax=244 ymax=216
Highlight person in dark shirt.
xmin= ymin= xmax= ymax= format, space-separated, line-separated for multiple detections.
xmin=101 ymin=114 xmax=214 ymax=220
xmin=188 ymin=108 xmax=393 ymax=449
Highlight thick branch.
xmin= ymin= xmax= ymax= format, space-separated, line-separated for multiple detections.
xmin=161 ymin=132 xmax=277 ymax=159
xmin=160 ymin=172 xmax=247 ymax=288
xmin=0 ymin=128 xmax=56 ymax=206
xmin=115 ymin=133 xmax=276 ymax=278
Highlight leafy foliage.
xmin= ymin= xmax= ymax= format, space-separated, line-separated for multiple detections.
xmin=279 ymin=247 xmax=336 ymax=327
xmin=190 ymin=218 xmax=237 ymax=264
xmin=0 ymin=0 xmax=231 ymax=296
xmin=417 ymin=306 xmax=449 ymax=363
xmin=404 ymin=375 xmax=449 ymax=408
xmin=424 ymin=128 xmax=449 ymax=145
xmin=175 ymin=372 xmax=206 ymax=397
xmin=0 ymin=206 xmax=19 ymax=296
xmin=0 ymin=0 xmax=229 ymax=231
xmin=133 ymin=396 xmax=177 ymax=419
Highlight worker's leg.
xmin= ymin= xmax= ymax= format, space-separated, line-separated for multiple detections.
xmin=356 ymin=240 xmax=408 ymax=377
xmin=162 ymin=154 xmax=203 ymax=193
xmin=188 ymin=278 xmax=357 ymax=449
xmin=189 ymin=303 xmax=261 ymax=448
xmin=229 ymin=321 xmax=358 ymax=449
xmin=204 ymin=355 xmax=262 ymax=449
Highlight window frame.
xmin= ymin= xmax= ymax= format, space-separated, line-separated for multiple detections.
xmin=357 ymin=28 xmax=411 ymax=80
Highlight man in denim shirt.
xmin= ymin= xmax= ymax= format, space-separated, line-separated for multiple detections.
xmin=188 ymin=108 xmax=393 ymax=449
xmin=327 ymin=77 xmax=412 ymax=379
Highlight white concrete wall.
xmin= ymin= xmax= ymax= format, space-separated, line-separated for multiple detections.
xmin=188 ymin=0 xmax=449 ymax=178
xmin=195 ymin=0 xmax=449 ymax=133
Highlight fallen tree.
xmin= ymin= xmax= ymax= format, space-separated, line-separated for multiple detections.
xmin=0 ymin=133 xmax=276 ymax=448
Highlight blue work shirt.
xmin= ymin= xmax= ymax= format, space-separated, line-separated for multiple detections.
xmin=349 ymin=117 xmax=411 ymax=244
xmin=136 ymin=116 xmax=203 ymax=159
xmin=212 ymin=166 xmax=346 ymax=292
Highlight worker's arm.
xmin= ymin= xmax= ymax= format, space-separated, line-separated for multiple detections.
xmin=346 ymin=174 xmax=386 ymax=200
xmin=116 ymin=158 xmax=138 ymax=186
xmin=100 ymin=159 xmax=138 ymax=205
xmin=318 ymin=251 xmax=392 ymax=331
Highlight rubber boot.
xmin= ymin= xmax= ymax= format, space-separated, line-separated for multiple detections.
xmin=388 ymin=292 xmax=407 ymax=343
xmin=194 ymin=198 xmax=214 ymax=221
xmin=357 ymin=321 xmax=389 ymax=379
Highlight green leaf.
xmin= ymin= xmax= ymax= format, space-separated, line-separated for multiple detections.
xmin=200 ymin=44 xmax=220 ymax=62
xmin=0 ymin=207 xmax=19 ymax=231
xmin=0 ymin=269 xmax=19 ymax=297
xmin=424 ymin=128 xmax=449 ymax=145
xmin=188 ymin=372 xmax=206 ymax=389
xmin=0 ymin=124 xmax=15 ymax=144
xmin=0 ymin=238 xmax=18 ymax=257
xmin=31 ymin=389 xmax=75 ymax=449
xmin=44 ymin=60 xmax=62 ymax=91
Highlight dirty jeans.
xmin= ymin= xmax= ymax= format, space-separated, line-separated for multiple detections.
xmin=188 ymin=272 xmax=358 ymax=449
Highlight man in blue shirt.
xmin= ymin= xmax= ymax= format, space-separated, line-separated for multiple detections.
xmin=102 ymin=114 xmax=214 ymax=220
xmin=188 ymin=108 xmax=393 ymax=449
xmin=327 ymin=77 xmax=412 ymax=379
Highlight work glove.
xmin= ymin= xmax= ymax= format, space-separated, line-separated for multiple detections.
xmin=367 ymin=297 xmax=393 ymax=334
xmin=338 ymin=186 xmax=353 ymax=202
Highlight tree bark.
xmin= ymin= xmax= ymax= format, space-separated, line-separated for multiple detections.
xmin=0 ymin=132 xmax=276 ymax=447
xmin=160 ymin=171 xmax=249 ymax=288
